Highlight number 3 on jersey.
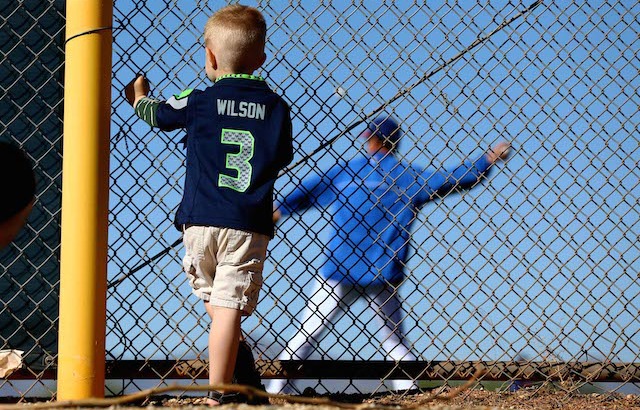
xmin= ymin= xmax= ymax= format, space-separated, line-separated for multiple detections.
xmin=218 ymin=128 xmax=254 ymax=192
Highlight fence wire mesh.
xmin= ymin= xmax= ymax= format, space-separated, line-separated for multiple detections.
xmin=2 ymin=0 xmax=640 ymax=402
xmin=1 ymin=0 xmax=65 ymax=400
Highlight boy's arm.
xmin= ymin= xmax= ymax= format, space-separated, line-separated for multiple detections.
xmin=124 ymin=75 xmax=188 ymax=131
xmin=124 ymin=75 xmax=150 ymax=109
xmin=420 ymin=142 xmax=511 ymax=199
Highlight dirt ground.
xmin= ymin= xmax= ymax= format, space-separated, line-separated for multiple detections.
xmin=149 ymin=387 xmax=640 ymax=410
xmin=2 ymin=384 xmax=638 ymax=410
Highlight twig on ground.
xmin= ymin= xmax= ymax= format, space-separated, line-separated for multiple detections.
xmin=0 ymin=383 xmax=400 ymax=410
xmin=408 ymin=367 xmax=487 ymax=407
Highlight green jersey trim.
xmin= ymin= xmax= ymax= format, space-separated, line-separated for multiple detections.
xmin=215 ymin=73 xmax=265 ymax=82
xmin=174 ymin=88 xmax=194 ymax=100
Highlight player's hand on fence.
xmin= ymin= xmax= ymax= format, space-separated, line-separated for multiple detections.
xmin=487 ymin=141 xmax=511 ymax=164
xmin=124 ymin=75 xmax=150 ymax=108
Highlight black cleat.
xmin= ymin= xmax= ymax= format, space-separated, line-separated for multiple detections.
xmin=232 ymin=340 xmax=270 ymax=405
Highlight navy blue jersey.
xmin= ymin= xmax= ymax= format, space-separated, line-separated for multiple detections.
xmin=136 ymin=74 xmax=293 ymax=237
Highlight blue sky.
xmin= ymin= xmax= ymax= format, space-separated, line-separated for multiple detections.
xmin=106 ymin=0 xmax=639 ymax=367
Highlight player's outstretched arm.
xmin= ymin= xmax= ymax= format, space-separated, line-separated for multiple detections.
xmin=418 ymin=141 xmax=511 ymax=202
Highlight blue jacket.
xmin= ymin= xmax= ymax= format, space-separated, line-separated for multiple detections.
xmin=277 ymin=151 xmax=492 ymax=285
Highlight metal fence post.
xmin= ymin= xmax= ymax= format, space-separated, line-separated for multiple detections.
xmin=57 ymin=0 xmax=113 ymax=400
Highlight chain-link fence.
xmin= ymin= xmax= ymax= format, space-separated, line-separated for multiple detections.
xmin=2 ymin=0 xmax=639 ymax=402
xmin=1 ymin=0 xmax=65 ymax=399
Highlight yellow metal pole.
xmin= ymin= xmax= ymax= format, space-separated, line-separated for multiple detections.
xmin=58 ymin=0 xmax=113 ymax=400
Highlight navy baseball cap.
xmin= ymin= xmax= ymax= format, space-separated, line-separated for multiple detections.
xmin=359 ymin=115 xmax=402 ymax=145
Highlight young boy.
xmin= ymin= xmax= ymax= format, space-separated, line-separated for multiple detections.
xmin=125 ymin=4 xmax=293 ymax=405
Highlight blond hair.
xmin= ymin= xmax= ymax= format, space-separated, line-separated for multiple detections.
xmin=204 ymin=4 xmax=267 ymax=73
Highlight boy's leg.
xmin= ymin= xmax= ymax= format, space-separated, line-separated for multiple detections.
xmin=206 ymin=227 xmax=269 ymax=403
xmin=205 ymin=304 xmax=268 ymax=404
xmin=205 ymin=302 xmax=244 ymax=406
xmin=209 ymin=305 xmax=242 ymax=385
xmin=205 ymin=303 xmax=266 ymax=384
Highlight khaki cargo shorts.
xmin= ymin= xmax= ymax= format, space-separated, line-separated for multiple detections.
xmin=181 ymin=225 xmax=269 ymax=315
